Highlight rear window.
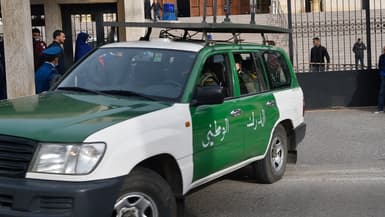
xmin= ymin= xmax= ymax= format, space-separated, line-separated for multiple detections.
xmin=263 ymin=51 xmax=291 ymax=89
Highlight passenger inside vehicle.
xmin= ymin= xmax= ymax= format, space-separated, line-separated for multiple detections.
xmin=234 ymin=54 xmax=257 ymax=94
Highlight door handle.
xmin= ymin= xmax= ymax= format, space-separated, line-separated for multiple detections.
xmin=230 ymin=109 xmax=242 ymax=117
xmin=266 ymin=100 xmax=276 ymax=107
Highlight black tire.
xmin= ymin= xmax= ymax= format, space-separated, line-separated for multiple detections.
xmin=254 ymin=124 xmax=288 ymax=184
xmin=112 ymin=167 xmax=177 ymax=217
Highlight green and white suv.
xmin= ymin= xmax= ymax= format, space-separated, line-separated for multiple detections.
xmin=0 ymin=29 xmax=305 ymax=217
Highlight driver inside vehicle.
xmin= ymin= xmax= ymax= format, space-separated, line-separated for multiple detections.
xmin=199 ymin=62 xmax=222 ymax=86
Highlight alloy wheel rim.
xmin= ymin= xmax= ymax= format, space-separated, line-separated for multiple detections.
xmin=114 ymin=192 xmax=159 ymax=217
xmin=270 ymin=136 xmax=284 ymax=173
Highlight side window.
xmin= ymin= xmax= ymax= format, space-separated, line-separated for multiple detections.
xmin=233 ymin=52 xmax=267 ymax=95
xmin=263 ymin=51 xmax=291 ymax=89
xmin=198 ymin=54 xmax=233 ymax=97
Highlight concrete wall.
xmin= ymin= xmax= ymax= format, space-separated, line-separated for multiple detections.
xmin=0 ymin=0 xmax=146 ymax=99
xmin=280 ymin=0 xmax=364 ymax=14
xmin=1 ymin=0 xmax=35 ymax=99
xmin=122 ymin=0 xmax=145 ymax=41
xmin=43 ymin=1 xmax=62 ymax=43
xmin=297 ymin=70 xmax=379 ymax=109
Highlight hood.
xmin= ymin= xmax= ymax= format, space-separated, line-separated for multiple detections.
xmin=0 ymin=92 xmax=172 ymax=142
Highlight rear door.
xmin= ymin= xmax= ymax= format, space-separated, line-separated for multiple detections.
xmin=262 ymin=50 xmax=305 ymax=130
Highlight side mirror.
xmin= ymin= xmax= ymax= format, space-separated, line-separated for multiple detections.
xmin=192 ymin=86 xmax=225 ymax=106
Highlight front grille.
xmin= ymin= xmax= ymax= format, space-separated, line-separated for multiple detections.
xmin=0 ymin=194 xmax=13 ymax=209
xmin=0 ymin=135 xmax=37 ymax=178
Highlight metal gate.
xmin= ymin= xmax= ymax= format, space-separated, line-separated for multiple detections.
xmin=61 ymin=4 xmax=118 ymax=68
xmin=288 ymin=0 xmax=385 ymax=73
xmin=285 ymin=0 xmax=385 ymax=108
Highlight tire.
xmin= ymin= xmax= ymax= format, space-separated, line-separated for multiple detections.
xmin=254 ymin=124 xmax=288 ymax=184
xmin=112 ymin=167 xmax=177 ymax=217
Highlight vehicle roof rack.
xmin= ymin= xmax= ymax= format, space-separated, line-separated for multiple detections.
xmin=104 ymin=21 xmax=290 ymax=45
xmin=103 ymin=0 xmax=290 ymax=45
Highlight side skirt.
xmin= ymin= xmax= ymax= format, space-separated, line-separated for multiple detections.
xmin=188 ymin=154 xmax=265 ymax=191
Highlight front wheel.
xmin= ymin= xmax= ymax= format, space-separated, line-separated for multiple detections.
xmin=113 ymin=167 xmax=177 ymax=217
xmin=253 ymin=124 xmax=288 ymax=184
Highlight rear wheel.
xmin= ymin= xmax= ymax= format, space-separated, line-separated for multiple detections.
xmin=254 ymin=125 xmax=288 ymax=184
xmin=113 ymin=167 xmax=177 ymax=217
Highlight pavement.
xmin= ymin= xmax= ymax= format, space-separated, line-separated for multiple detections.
xmin=185 ymin=109 xmax=385 ymax=217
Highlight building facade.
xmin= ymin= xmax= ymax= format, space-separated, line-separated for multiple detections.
xmin=0 ymin=0 xmax=145 ymax=99
xmin=0 ymin=0 xmax=381 ymax=99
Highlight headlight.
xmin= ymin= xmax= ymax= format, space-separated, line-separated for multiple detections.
xmin=30 ymin=143 xmax=106 ymax=175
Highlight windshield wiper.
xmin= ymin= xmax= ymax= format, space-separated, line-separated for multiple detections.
xmin=101 ymin=90 xmax=157 ymax=101
xmin=56 ymin=86 xmax=102 ymax=95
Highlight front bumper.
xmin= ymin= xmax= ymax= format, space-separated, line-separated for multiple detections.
xmin=0 ymin=176 xmax=124 ymax=217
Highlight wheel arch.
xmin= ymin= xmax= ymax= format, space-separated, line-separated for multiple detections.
xmin=277 ymin=119 xmax=296 ymax=151
xmin=134 ymin=154 xmax=184 ymax=198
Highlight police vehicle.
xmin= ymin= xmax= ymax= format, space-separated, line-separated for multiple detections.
xmin=0 ymin=21 xmax=305 ymax=217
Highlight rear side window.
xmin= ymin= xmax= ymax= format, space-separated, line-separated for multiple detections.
xmin=263 ymin=51 xmax=291 ymax=89
xmin=233 ymin=52 xmax=267 ymax=95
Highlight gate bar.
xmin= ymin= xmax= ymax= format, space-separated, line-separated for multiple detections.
xmin=364 ymin=0 xmax=372 ymax=69
xmin=287 ymin=0 xmax=294 ymax=62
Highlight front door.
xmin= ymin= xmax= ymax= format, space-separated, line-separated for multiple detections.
xmin=191 ymin=53 xmax=245 ymax=181
xmin=61 ymin=4 xmax=118 ymax=69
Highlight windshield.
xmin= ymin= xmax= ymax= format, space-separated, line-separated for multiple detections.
xmin=57 ymin=48 xmax=197 ymax=101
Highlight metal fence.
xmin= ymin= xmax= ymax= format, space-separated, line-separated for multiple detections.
xmin=289 ymin=0 xmax=385 ymax=73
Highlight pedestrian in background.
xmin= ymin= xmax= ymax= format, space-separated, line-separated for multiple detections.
xmin=0 ymin=40 xmax=5 ymax=100
xmin=32 ymin=28 xmax=47 ymax=70
xmin=375 ymin=46 xmax=385 ymax=114
xmin=35 ymin=46 xmax=61 ymax=94
xmin=352 ymin=38 xmax=366 ymax=69
xmin=47 ymin=30 xmax=66 ymax=74
xmin=145 ymin=0 xmax=152 ymax=19
xmin=151 ymin=0 xmax=162 ymax=21
xmin=74 ymin=32 xmax=92 ymax=62
xmin=310 ymin=37 xmax=330 ymax=72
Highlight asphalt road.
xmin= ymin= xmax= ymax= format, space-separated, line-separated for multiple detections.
xmin=185 ymin=109 xmax=385 ymax=217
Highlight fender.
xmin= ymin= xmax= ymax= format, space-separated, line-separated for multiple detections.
xmin=27 ymin=103 xmax=195 ymax=193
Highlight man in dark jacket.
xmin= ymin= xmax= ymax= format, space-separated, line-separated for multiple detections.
xmin=151 ymin=0 xmax=162 ymax=21
xmin=310 ymin=37 xmax=330 ymax=72
xmin=145 ymin=0 xmax=152 ymax=19
xmin=47 ymin=30 xmax=66 ymax=75
xmin=0 ymin=40 xmax=5 ymax=100
xmin=375 ymin=46 xmax=385 ymax=113
xmin=352 ymin=38 xmax=366 ymax=68
xmin=32 ymin=28 xmax=47 ymax=70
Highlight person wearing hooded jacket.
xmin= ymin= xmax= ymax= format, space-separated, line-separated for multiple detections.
xmin=74 ymin=32 xmax=92 ymax=63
